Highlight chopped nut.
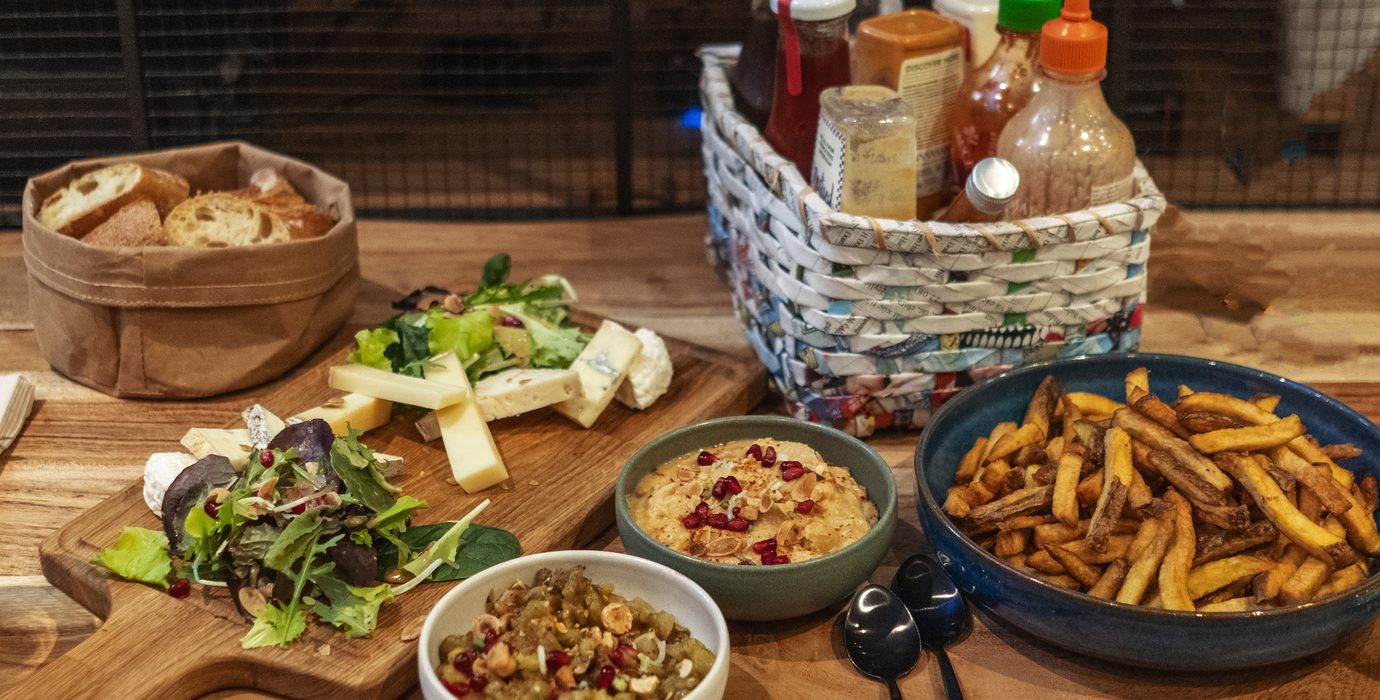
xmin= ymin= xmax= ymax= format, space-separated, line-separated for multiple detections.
xmin=705 ymin=536 xmax=744 ymax=557
xmin=810 ymin=481 xmax=835 ymax=502
xmin=442 ymin=293 xmax=465 ymax=314
xmin=528 ymin=480 xmax=540 ymax=486
xmin=629 ymin=675 xmax=659 ymax=696
xmin=674 ymin=466 xmax=699 ymax=482
xmin=790 ymin=473 xmax=818 ymax=502
xmin=758 ymin=491 xmax=775 ymax=512
xmin=555 ymin=664 xmax=575 ymax=689
xmin=485 ymin=641 xmax=516 ymax=678
xmin=739 ymin=505 xmax=760 ymax=521
xmin=677 ymin=658 xmax=693 ymax=678
xmin=473 ymin=613 xmax=505 ymax=638
xmin=316 ymin=643 xmax=331 ymax=656
xmin=254 ymin=478 xmax=278 ymax=501
xmin=399 ymin=616 xmax=425 ymax=642
xmin=601 ymin=602 xmax=633 ymax=635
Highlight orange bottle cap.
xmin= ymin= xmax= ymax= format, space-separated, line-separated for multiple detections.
xmin=1039 ymin=0 xmax=1107 ymax=74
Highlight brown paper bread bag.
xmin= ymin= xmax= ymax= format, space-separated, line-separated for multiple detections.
xmin=21 ymin=141 xmax=358 ymax=398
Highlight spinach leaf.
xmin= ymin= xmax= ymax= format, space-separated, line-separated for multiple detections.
xmin=480 ymin=253 xmax=511 ymax=288
xmin=330 ymin=429 xmax=396 ymax=513
xmin=375 ymin=523 xmax=520 ymax=582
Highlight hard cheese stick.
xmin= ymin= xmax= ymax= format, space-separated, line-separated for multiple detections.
xmin=554 ymin=321 xmax=643 ymax=429
xmin=294 ymin=393 xmax=393 ymax=435
xmin=329 ymin=363 xmax=468 ymax=410
xmin=425 ymin=353 xmax=509 ymax=493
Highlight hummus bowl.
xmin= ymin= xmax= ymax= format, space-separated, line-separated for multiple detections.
xmin=615 ymin=416 xmax=897 ymax=621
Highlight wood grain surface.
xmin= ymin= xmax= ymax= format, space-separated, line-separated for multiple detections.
xmin=2 ymin=211 xmax=1379 ymax=699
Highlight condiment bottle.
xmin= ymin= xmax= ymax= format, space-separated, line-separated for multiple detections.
xmin=996 ymin=0 xmax=1136 ymax=218
xmin=811 ymin=86 xmax=917 ymax=219
xmin=933 ymin=0 xmax=1001 ymax=66
xmin=731 ymin=0 xmax=778 ymax=129
xmin=853 ymin=10 xmax=965 ymax=219
xmin=949 ymin=0 xmax=1061 ymax=186
xmin=763 ymin=0 xmax=856 ymax=175
xmin=935 ymin=157 xmax=1019 ymax=223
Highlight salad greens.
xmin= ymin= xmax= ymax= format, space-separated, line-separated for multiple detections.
xmin=95 ymin=418 xmax=520 ymax=650
xmin=347 ymin=253 xmax=587 ymax=383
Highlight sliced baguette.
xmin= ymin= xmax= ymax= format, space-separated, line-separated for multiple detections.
xmin=81 ymin=198 xmax=168 ymax=247
xmin=39 ymin=163 xmax=189 ymax=237
xmin=230 ymin=168 xmax=334 ymax=239
xmin=164 ymin=193 xmax=290 ymax=248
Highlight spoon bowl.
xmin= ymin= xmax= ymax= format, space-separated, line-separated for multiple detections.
xmin=892 ymin=553 xmax=970 ymax=700
xmin=844 ymin=584 xmax=922 ymax=700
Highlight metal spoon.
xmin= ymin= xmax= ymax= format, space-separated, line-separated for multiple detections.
xmin=891 ymin=553 xmax=970 ymax=700
xmin=844 ymin=584 xmax=922 ymax=700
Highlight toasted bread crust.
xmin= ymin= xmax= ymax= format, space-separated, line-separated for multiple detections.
xmin=40 ymin=164 xmax=189 ymax=237
xmin=230 ymin=168 xmax=335 ymax=239
xmin=81 ymin=198 xmax=168 ymax=247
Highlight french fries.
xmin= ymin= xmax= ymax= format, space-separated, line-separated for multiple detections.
xmin=945 ymin=367 xmax=1376 ymax=611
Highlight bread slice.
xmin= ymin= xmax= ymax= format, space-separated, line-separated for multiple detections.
xmin=81 ymin=198 xmax=168 ymax=247
xmin=231 ymin=168 xmax=334 ymax=239
xmin=39 ymin=163 xmax=189 ymax=237
xmin=164 ymin=193 xmax=290 ymax=248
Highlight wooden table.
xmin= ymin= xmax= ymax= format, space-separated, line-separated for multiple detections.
xmin=3 ymin=211 xmax=1379 ymax=698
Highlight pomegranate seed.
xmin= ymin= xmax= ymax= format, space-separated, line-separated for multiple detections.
xmin=781 ymin=466 xmax=806 ymax=482
xmin=778 ymin=460 xmax=803 ymax=472
xmin=762 ymin=446 xmax=777 ymax=468
xmin=745 ymin=443 xmax=762 ymax=459
xmin=483 ymin=629 xmax=498 ymax=650
xmin=453 ymin=651 xmax=476 ymax=675
xmin=695 ymin=501 xmax=710 ymax=518
xmin=725 ymin=517 xmax=749 ymax=532
xmin=795 ymin=499 xmax=815 ymax=515
xmin=259 ymin=449 xmax=274 ymax=468
xmin=442 ymin=679 xmax=470 ymax=697
xmin=725 ymin=475 xmax=743 ymax=494
xmin=711 ymin=478 xmax=728 ymax=500
xmin=469 ymin=676 xmax=489 ymax=692
xmin=751 ymin=538 xmax=777 ymax=554
xmin=681 ymin=512 xmax=703 ymax=529
xmin=760 ymin=552 xmax=776 ymax=565
xmin=732 ymin=506 xmax=742 ymax=517
xmin=291 ymin=502 xmax=307 ymax=515
xmin=545 ymin=649 xmax=572 ymax=670
xmin=697 ymin=450 xmax=716 ymax=466
xmin=500 ymin=315 xmax=525 ymax=328
xmin=706 ymin=513 xmax=729 ymax=529
xmin=774 ymin=555 xmax=791 ymax=565
xmin=597 ymin=664 xmax=616 ymax=690
xmin=168 ymin=578 xmax=191 ymax=598
xmin=547 ymin=689 xmax=561 ymax=700
xmin=203 ymin=498 xmax=220 ymax=518
xmin=611 ymin=644 xmax=637 ymax=669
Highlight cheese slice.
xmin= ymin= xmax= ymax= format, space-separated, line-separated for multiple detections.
xmin=294 ymin=393 xmax=393 ymax=435
xmin=180 ymin=428 xmax=254 ymax=468
xmin=329 ymin=363 xmax=468 ymax=409
xmin=425 ymin=353 xmax=509 ymax=493
xmin=554 ymin=320 xmax=643 ymax=429
xmin=474 ymin=369 xmax=580 ymax=421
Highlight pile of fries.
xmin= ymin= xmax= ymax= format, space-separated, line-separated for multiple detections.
xmin=943 ymin=368 xmax=1379 ymax=611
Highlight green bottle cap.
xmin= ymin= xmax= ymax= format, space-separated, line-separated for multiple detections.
xmin=998 ymin=0 xmax=1062 ymax=33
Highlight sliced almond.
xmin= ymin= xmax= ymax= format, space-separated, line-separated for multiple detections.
xmin=790 ymin=473 xmax=818 ymax=502
xmin=705 ymin=536 xmax=744 ymax=557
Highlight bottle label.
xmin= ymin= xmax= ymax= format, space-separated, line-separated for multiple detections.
xmin=1089 ymin=174 xmax=1135 ymax=206
xmin=896 ymin=47 xmax=965 ymax=199
xmin=811 ymin=112 xmax=847 ymax=210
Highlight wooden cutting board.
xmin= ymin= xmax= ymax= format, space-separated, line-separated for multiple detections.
xmin=17 ymin=318 xmax=765 ymax=699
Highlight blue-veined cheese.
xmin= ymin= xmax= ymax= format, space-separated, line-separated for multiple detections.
xmin=554 ymin=321 xmax=643 ymax=429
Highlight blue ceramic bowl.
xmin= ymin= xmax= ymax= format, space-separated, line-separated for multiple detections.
xmin=914 ymin=352 xmax=1380 ymax=671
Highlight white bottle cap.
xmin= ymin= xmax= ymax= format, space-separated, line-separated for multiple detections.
xmin=967 ymin=157 xmax=1021 ymax=215
xmin=770 ymin=0 xmax=856 ymax=22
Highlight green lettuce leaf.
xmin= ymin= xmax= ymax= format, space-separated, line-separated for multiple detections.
xmin=502 ymin=305 xmax=586 ymax=369
xmin=94 ymin=527 xmax=172 ymax=589
xmin=241 ymin=600 xmax=308 ymax=649
xmin=330 ymin=429 xmax=397 ymax=513
xmin=264 ymin=510 xmax=325 ymax=573
xmin=313 ymin=578 xmax=394 ymax=638
xmin=368 ymin=495 xmax=427 ymax=538
xmin=346 ymin=328 xmax=398 ymax=370
xmin=427 ymin=308 xmax=494 ymax=362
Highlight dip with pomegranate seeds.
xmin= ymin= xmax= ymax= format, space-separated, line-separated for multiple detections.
xmin=629 ymin=438 xmax=878 ymax=565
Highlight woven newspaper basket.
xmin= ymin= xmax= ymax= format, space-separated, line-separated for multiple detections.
xmin=698 ymin=46 xmax=1166 ymax=437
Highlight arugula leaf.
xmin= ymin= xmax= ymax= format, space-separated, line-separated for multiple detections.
xmin=241 ymin=600 xmax=308 ymax=649
xmin=347 ymin=328 xmax=398 ymax=371
xmin=94 ymin=527 xmax=172 ymax=589
xmin=349 ymin=530 xmax=373 ymax=547
xmin=378 ymin=523 xmax=521 ymax=582
xmin=263 ymin=510 xmax=325 ymax=573
xmin=427 ymin=308 xmax=494 ymax=362
xmin=400 ymin=500 xmax=491 ymax=578
xmin=313 ymin=577 xmax=394 ymax=638
xmin=480 ymin=253 xmax=511 ymax=288
xmin=330 ymin=429 xmax=397 ymax=513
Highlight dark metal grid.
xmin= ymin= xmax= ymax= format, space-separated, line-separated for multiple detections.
xmin=2 ymin=0 xmax=1379 ymax=227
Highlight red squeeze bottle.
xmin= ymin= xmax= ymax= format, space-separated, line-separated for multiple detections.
xmin=762 ymin=0 xmax=855 ymax=176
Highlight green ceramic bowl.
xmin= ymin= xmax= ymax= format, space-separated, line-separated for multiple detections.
xmin=615 ymin=415 xmax=897 ymax=621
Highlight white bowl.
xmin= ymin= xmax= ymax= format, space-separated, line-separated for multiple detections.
xmin=417 ymin=550 xmax=730 ymax=700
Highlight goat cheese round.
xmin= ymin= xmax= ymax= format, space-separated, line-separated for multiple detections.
xmin=616 ymin=328 xmax=673 ymax=410
xmin=143 ymin=452 xmax=197 ymax=516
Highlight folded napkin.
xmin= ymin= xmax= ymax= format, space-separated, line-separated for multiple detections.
xmin=0 ymin=374 xmax=35 ymax=454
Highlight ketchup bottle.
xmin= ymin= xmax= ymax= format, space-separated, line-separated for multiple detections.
xmin=763 ymin=0 xmax=855 ymax=176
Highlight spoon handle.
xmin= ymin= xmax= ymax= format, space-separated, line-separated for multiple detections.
xmin=886 ymin=678 xmax=905 ymax=700
xmin=933 ymin=645 xmax=964 ymax=700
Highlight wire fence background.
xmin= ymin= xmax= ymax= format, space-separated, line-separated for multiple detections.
xmin=4 ymin=0 xmax=1378 ymax=227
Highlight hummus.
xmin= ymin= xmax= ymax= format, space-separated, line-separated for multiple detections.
xmin=629 ymin=438 xmax=878 ymax=565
